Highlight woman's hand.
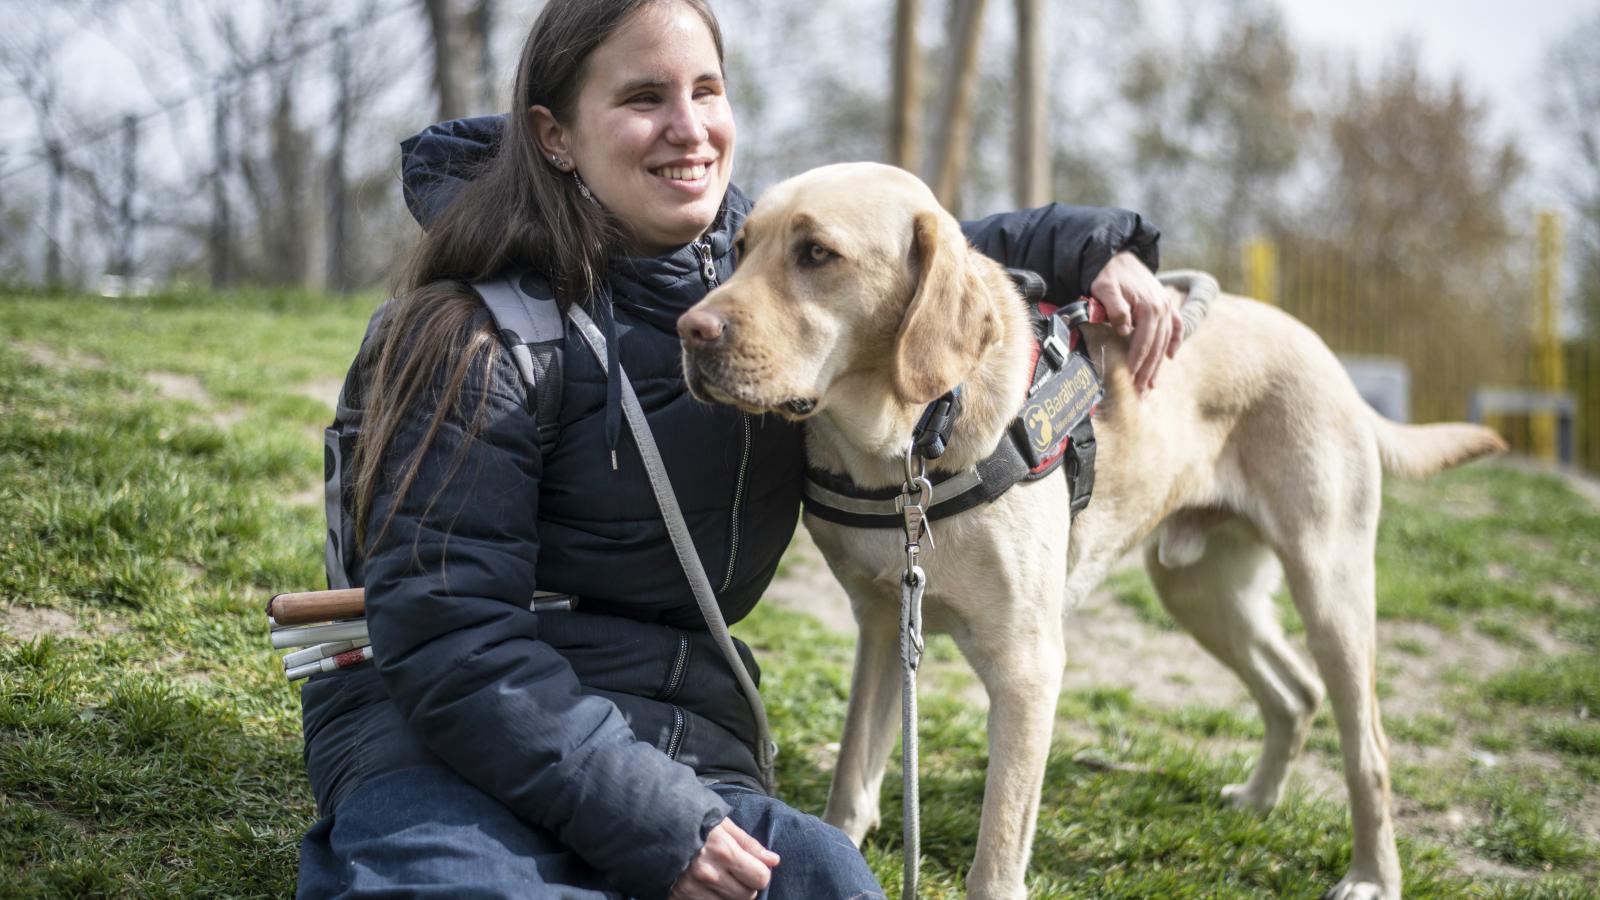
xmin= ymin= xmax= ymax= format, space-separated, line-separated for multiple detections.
xmin=1089 ymin=251 xmax=1183 ymax=394
xmin=669 ymin=817 xmax=780 ymax=900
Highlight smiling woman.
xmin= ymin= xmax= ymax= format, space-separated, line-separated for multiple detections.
xmin=296 ymin=0 xmax=1170 ymax=897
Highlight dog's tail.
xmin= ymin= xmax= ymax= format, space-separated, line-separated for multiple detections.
xmin=1369 ymin=409 xmax=1508 ymax=478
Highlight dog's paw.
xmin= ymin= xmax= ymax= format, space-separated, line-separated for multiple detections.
xmin=1321 ymin=874 xmax=1398 ymax=900
xmin=1220 ymin=781 xmax=1278 ymax=813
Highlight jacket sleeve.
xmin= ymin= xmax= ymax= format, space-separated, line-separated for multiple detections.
xmin=960 ymin=203 xmax=1161 ymax=300
xmin=399 ymin=115 xmax=507 ymax=229
xmin=361 ymin=328 xmax=725 ymax=900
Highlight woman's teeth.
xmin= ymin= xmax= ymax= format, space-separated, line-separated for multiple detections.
xmin=655 ymin=164 xmax=707 ymax=180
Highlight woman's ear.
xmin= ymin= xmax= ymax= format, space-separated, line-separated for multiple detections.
xmin=526 ymin=105 xmax=571 ymax=164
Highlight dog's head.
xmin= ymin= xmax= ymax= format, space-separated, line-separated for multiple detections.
xmin=679 ymin=162 xmax=1004 ymax=420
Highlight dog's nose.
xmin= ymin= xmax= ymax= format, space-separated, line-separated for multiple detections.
xmin=678 ymin=308 xmax=726 ymax=347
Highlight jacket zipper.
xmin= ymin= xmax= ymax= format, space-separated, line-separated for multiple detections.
xmin=657 ymin=632 xmax=691 ymax=701
xmin=696 ymin=238 xmax=719 ymax=289
xmin=666 ymin=705 xmax=687 ymax=760
xmin=697 ymin=238 xmax=752 ymax=596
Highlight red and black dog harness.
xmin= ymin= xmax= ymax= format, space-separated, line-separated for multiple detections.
xmin=802 ymin=268 xmax=1104 ymax=529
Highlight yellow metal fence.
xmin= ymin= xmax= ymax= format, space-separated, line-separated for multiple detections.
xmin=1237 ymin=221 xmax=1598 ymax=474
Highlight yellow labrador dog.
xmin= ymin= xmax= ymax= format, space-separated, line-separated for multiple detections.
xmin=677 ymin=163 xmax=1504 ymax=900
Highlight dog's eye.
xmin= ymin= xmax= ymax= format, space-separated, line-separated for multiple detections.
xmin=798 ymin=242 xmax=836 ymax=268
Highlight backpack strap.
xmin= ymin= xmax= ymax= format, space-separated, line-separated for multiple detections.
xmin=323 ymin=299 xmax=394 ymax=590
xmin=472 ymin=270 xmax=565 ymax=458
xmin=323 ymin=272 xmax=566 ymax=590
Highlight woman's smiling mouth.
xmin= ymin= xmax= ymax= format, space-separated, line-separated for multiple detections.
xmin=652 ymin=163 xmax=709 ymax=182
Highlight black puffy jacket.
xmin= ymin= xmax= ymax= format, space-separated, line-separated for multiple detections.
xmin=299 ymin=116 xmax=1160 ymax=900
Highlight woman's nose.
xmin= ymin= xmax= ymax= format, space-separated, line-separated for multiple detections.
xmin=664 ymin=96 xmax=710 ymax=145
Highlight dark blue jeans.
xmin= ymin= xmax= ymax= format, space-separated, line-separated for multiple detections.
xmin=297 ymin=765 xmax=885 ymax=899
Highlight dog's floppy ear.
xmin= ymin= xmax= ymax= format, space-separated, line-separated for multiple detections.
xmin=893 ymin=210 xmax=999 ymax=406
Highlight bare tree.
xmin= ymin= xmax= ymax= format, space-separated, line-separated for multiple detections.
xmin=0 ymin=1 xmax=124 ymax=286
xmin=1012 ymin=0 xmax=1046 ymax=207
xmin=1275 ymin=44 xmax=1527 ymax=423
xmin=1118 ymin=0 xmax=1304 ymax=278
xmin=928 ymin=0 xmax=990 ymax=212
xmin=422 ymin=0 xmax=496 ymax=121
xmin=890 ymin=0 xmax=923 ymax=174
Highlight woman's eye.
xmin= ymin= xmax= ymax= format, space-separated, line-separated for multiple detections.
xmin=799 ymin=243 xmax=836 ymax=267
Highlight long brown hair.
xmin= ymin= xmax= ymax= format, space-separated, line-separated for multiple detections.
xmin=352 ymin=0 xmax=727 ymax=550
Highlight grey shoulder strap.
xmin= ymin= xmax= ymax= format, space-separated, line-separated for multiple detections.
xmin=324 ymin=278 xmax=566 ymax=591
xmin=472 ymin=270 xmax=565 ymax=457
xmin=568 ymin=303 xmax=779 ymax=794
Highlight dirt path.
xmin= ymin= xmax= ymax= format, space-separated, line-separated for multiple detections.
xmin=766 ymin=527 xmax=1251 ymax=711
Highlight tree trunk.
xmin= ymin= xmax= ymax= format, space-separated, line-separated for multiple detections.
xmin=890 ymin=0 xmax=922 ymax=174
xmin=114 ymin=116 xmax=138 ymax=277
xmin=1013 ymin=0 xmax=1047 ymax=207
xmin=422 ymin=0 xmax=465 ymax=120
xmin=210 ymin=86 xmax=231 ymax=290
xmin=46 ymin=140 xmax=64 ymax=286
xmin=469 ymin=0 xmax=497 ymax=112
xmin=424 ymin=0 xmax=494 ymax=119
xmin=928 ymin=0 xmax=989 ymax=213
xmin=326 ymin=27 xmax=351 ymax=294
xmin=268 ymin=80 xmax=308 ymax=285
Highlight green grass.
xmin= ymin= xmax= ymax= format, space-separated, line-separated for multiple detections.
xmin=1485 ymin=655 xmax=1600 ymax=712
xmin=3 ymin=288 xmax=1599 ymax=897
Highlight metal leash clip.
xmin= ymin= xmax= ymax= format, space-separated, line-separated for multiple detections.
xmin=897 ymin=447 xmax=935 ymax=561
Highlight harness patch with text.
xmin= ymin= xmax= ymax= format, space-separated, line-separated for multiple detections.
xmin=1011 ymin=314 xmax=1102 ymax=472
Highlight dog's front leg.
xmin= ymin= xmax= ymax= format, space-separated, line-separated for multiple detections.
xmin=824 ymin=587 xmax=904 ymax=844
xmin=954 ymin=620 xmax=1065 ymax=900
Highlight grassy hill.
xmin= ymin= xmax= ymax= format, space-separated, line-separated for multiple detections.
xmin=2 ymin=289 xmax=1596 ymax=897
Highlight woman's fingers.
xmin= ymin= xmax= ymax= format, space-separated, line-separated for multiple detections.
xmin=1100 ymin=284 xmax=1135 ymax=337
xmin=723 ymin=818 xmax=781 ymax=868
xmin=1091 ymin=251 xmax=1188 ymax=394
xmin=705 ymin=821 xmax=774 ymax=892
xmin=1126 ymin=303 xmax=1157 ymax=391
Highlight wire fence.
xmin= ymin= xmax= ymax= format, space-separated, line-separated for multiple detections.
xmin=0 ymin=0 xmax=421 ymax=292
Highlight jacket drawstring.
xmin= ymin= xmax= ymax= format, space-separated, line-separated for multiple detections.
xmin=602 ymin=290 xmax=623 ymax=471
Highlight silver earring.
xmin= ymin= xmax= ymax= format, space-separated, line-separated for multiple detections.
xmin=573 ymin=171 xmax=598 ymax=206
xmin=549 ymin=155 xmax=571 ymax=171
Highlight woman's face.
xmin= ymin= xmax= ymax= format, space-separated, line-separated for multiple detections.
xmin=540 ymin=2 xmax=734 ymax=256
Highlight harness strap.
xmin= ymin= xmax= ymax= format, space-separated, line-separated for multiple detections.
xmin=804 ymin=439 xmax=1034 ymax=528
xmin=568 ymin=303 xmax=779 ymax=794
